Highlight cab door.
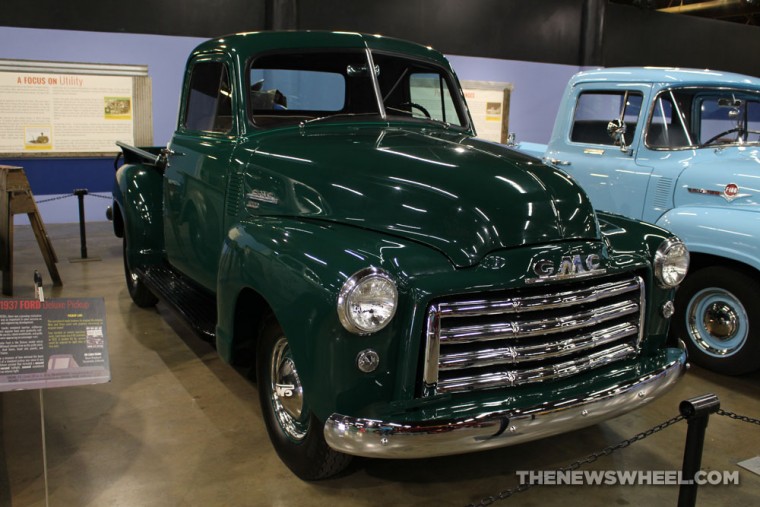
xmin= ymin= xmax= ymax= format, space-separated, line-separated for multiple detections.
xmin=164 ymin=57 xmax=237 ymax=292
xmin=546 ymin=84 xmax=653 ymax=219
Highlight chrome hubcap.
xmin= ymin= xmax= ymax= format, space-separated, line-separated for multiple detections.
xmin=703 ymin=302 xmax=738 ymax=338
xmin=269 ymin=335 xmax=307 ymax=441
xmin=686 ymin=288 xmax=748 ymax=357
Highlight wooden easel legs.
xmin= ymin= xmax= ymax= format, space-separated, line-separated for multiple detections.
xmin=0 ymin=166 xmax=62 ymax=296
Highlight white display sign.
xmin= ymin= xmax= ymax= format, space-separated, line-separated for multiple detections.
xmin=462 ymin=82 xmax=512 ymax=144
xmin=0 ymin=72 xmax=134 ymax=154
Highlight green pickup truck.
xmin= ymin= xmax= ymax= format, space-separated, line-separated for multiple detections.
xmin=111 ymin=31 xmax=689 ymax=480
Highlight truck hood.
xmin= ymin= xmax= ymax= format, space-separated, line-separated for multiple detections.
xmin=674 ymin=146 xmax=760 ymax=209
xmin=242 ymin=126 xmax=599 ymax=267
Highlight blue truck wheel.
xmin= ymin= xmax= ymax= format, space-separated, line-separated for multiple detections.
xmin=673 ymin=266 xmax=760 ymax=375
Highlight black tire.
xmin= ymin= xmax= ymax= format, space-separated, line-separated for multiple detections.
xmin=256 ymin=317 xmax=351 ymax=480
xmin=123 ymin=236 xmax=158 ymax=308
xmin=671 ymin=266 xmax=760 ymax=375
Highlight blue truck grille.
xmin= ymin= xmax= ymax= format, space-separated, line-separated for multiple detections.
xmin=422 ymin=274 xmax=645 ymax=396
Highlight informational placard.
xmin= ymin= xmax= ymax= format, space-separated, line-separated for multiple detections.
xmin=462 ymin=81 xmax=512 ymax=144
xmin=0 ymin=298 xmax=110 ymax=391
xmin=0 ymin=72 xmax=134 ymax=154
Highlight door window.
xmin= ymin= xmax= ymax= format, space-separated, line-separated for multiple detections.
xmin=571 ymin=91 xmax=642 ymax=146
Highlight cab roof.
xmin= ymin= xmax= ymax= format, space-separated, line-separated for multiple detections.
xmin=190 ymin=30 xmax=449 ymax=66
xmin=571 ymin=66 xmax=760 ymax=90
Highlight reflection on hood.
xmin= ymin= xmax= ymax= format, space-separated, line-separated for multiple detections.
xmin=242 ymin=126 xmax=600 ymax=267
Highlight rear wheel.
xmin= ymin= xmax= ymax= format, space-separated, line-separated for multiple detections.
xmin=123 ymin=236 xmax=158 ymax=308
xmin=671 ymin=266 xmax=760 ymax=375
xmin=256 ymin=317 xmax=351 ymax=480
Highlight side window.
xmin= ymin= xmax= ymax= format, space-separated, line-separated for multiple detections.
xmin=184 ymin=61 xmax=233 ymax=133
xmin=409 ymin=73 xmax=462 ymax=126
xmin=571 ymin=91 xmax=642 ymax=146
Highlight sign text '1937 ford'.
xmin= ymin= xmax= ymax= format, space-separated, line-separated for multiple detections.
xmin=518 ymin=67 xmax=760 ymax=375
xmin=111 ymin=32 xmax=688 ymax=479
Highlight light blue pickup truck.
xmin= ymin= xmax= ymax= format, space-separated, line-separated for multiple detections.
xmin=517 ymin=67 xmax=760 ymax=375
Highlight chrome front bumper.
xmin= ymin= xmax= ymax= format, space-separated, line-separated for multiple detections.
xmin=324 ymin=350 xmax=686 ymax=459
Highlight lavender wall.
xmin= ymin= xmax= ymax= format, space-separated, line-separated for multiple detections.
xmin=0 ymin=27 xmax=580 ymax=223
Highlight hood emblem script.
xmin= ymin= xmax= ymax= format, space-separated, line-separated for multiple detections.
xmin=245 ymin=189 xmax=280 ymax=209
xmin=687 ymin=183 xmax=750 ymax=202
xmin=526 ymin=254 xmax=605 ymax=284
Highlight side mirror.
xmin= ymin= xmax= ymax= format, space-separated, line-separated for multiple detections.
xmin=607 ymin=119 xmax=629 ymax=152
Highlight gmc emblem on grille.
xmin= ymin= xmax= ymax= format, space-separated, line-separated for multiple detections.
xmin=527 ymin=254 xmax=604 ymax=284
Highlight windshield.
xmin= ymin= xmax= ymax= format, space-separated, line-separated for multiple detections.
xmin=248 ymin=49 xmax=468 ymax=129
xmin=646 ymin=88 xmax=760 ymax=149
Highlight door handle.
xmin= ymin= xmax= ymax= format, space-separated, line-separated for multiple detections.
xmin=157 ymin=147 xmax=185 ymax=169
xmin=163 ymin=147 xmax=185 ymax=157
xmin=543 ymin=157 xmax=571 ymax=166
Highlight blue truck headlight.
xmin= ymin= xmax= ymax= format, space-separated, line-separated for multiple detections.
xmin=654 ymin=238 xmax=689 ymax=288
xmin=338 ymin=267 xmax=398 ymax=334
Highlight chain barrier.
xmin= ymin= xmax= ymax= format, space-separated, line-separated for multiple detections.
xmin=717 ymin=408 xmax=760 ymax=426
xmin=35 ymin=194 xmax=75 ymax=204
xmin=34 ymin=192 xmax=111 ymax=203
xmin=465 ymin=413 xmax=685 ymax=507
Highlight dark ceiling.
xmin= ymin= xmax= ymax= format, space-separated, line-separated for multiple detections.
xmin=611 ymin=0 xmax=760 ymax=24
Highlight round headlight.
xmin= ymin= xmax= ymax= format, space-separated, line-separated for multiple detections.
xmin=337 ymin=267 xmax=398 ymax=334
xmin=654 ymin=238 xmax=689 ymax=288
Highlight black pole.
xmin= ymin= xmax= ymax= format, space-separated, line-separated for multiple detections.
xmin=73 ymin=189 xmax=88 ymax=259
xmin=677 ymin=393 xmax=720 ymax=507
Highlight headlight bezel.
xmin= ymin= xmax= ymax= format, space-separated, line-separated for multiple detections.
xmin=337 ymin=267 xmax=398 ymax=335
xmin=654 ymin=237 xmax=689 ymax=288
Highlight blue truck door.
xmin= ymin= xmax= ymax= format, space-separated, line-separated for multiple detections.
xmin=546 ymin=83 xmax=653 ymax=219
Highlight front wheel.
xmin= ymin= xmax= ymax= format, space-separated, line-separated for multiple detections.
xmin=256 ymin=317 xmax=351 ymax=480
xmin=671 ymin=266 xmax=760 ymax=375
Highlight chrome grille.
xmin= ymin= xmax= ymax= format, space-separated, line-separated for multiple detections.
xmin=422 ymin=275 xmax=645 ymax=396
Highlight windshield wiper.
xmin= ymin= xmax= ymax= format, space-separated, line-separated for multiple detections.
xmin=385 ymin=107 xmax=452 ymax=128
xmin=299 ymin=112 xmax=380 ymax=127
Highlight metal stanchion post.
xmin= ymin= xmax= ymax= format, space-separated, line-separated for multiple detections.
xmin=677 ymin=393 xmax=720 ymax=507
xmin=69 ymin=189 xmax=100 ymax=263
xmin=73 ymin=189 xmax=88 ymax=259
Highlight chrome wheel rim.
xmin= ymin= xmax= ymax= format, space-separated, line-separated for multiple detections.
xmin=127 ymin=270 xmax=139 ymax=288
xmin=123 ymin=241 xmax=138 ymax=289
xmin=686 ymin=287 xmax=749 ymax=358
xmin=269 ymin=335 xmax=307 ymax=441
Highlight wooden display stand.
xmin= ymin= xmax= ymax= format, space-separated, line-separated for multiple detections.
xmin=0 ymin=165 xmax=62 ymax=296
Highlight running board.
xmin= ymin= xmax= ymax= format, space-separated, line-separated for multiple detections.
xmin=136 ymin=265 xmax=216 ymax=340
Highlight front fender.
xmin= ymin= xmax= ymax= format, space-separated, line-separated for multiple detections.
xmin=656 ymin=207 xmax=760 ymax=272
xmin=215 ymin=217 xmax=454 ymax=422
xmin=597 ymin=211 xmax=679 ymax=345
xmin=114 ymin=162 xmax=165 ymax=268
xmin=597 ymin=210 xmax=674 ymax=259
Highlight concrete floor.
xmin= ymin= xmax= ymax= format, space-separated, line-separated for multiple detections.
xmin=0 ymin=222 xmax=758 ymax=507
